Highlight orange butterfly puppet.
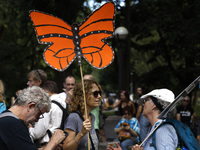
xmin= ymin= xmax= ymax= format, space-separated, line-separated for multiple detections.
xmin=30 ymin=2 xmax=115 ymax=71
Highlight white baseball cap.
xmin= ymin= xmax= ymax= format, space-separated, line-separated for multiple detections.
xmin=141 ymin=88 xmax=175 ymax=103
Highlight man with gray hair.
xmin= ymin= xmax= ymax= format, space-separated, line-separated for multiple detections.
xmin=0 ymin=86 xmax=65 ymax=150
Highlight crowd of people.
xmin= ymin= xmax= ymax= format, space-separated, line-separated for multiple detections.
xmin=0 ymin=69 xmax=200 ymax=150
xmin=0 ymin=69 xmax=101 ymax=150
xmin=107 ymin=88 xmax=200 ymax=150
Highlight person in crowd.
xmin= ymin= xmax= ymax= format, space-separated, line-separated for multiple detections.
xmin=27 ymin=69 xmax=47 ymax=87
xmin=196 ymin=120 xmax=200 ymax=146
xmin=29 ymin=80 xmax=67 ymax=147
xmin=83 ymin=74 xmax=94 ymax=81
xmin=0 ymin=86 xmax=65 ymax=150
xmin=135 ymin=87 xmax=151 ymax=142
xmin=110 ymin=90 xmax=136 ymax=116
xmin=58 ymin=75 xmax=76 ymax=105
xmin=114 ymin=105 xmax=140 ymax=150
xmin=83 ymin=75 xmax=99 ymax=131
xmin=63 ymin=80 xmax=102 ymax=150
xmin=108 ymin=89 xmax=178 ymax=150
xmin=83 ymin=74 xmax=107 ymax=142
xmin=176 ymin=95 xmax=196 ymax=127
xmin=134 ymin=87 xmax=143 ymax=111
xmin=195 ymin=119 xmax=200 ymax=145
xmin=0 ymin=80 xmax=6 ymax=114
xmin=11 ymin=69 xmax=47 ymax=106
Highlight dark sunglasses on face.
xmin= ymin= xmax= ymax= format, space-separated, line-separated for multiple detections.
xmin=143 ymin=98 xmax=151 ymax=103
xmin=93 ymin=90 xmax=102 ymax=98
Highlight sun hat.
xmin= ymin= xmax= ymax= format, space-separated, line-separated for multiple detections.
xmin=140 ymin=89 xmax=175 ymax=111
xmin=141 ymin=89 xmax=174 ymax=103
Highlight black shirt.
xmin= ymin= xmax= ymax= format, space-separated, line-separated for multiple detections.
xmin=176 ymin=105 xmax=194 ymax=127
xmin=0 ymin=110 xmax=37 ymax=150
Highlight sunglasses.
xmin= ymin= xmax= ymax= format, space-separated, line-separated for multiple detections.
xmin=93 ymin=90 xmax=102 ymax=98
xmin=143 ymin=98 xmax=151 ymax=103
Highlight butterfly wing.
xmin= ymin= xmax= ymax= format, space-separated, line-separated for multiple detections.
xmin=29 ymin=10 xmax=75 ymax=71
xmin=79 ymin=2 xmax=115 ymax=69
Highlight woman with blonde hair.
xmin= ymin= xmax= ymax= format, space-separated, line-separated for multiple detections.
xmin=63 ymin=80 xmax=102 ymax=150
xmin=0 ymin=80 xmax=6 ymax=114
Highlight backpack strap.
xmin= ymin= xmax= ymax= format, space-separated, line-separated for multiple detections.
xmin=74 ymin=111 xmax=95 ymax=150
xmin=51 ymin=100 xmax=68 ymax=129
xmin=151 ymin=121 xmax=165 ymax=150
xmin=46 ymin=100 xmax=67 ymax=139
xmin=51 ymin=100 xmax=67 ymax=114
xmin=47 ymin=129 xmax=52 ymax=138
xmin=152 ymin=119 xmax=182 ymax=150
xmin=0 ymin=111 xmax=18 ymax=119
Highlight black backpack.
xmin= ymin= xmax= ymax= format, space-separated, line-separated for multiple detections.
xmin=51 ymin=100 xmax=68 ymax=130
xmin=47 ymin=100 xmax=68 ymax=137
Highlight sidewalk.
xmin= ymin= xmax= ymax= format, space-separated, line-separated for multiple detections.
xmin=98 ymin=115 xmax=121 ymax=150
xmin=98 ymin=142 xmax=107 ymax=150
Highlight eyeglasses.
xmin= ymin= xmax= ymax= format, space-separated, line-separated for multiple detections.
xmin=36 ymin=104 xmax=44 ymax=119
xmin=93 ymin=90 xmax=102 ymax=98
xmin=29 ymin=101 xmax=44 ymax=119
xmin=143 ymin=98 xmax=151 ymax=103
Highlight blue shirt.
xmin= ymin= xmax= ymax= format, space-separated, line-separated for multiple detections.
xmin=115 ymin=117 xmax=140 ymax=143
xmin=143 ymin=120 xmax=178 ymax=150
xmin=0 ymin=102 xmax=6 ymax=114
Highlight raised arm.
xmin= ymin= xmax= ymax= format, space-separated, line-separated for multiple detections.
xmin=63 ymin=119 xmax=91 ymax=150
xmin=109 ymin=100 xmax=121 ymax=109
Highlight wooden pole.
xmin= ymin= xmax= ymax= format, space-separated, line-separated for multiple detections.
xmin=139 ymin=120 xmax=163 ymax=147
xmin=80 ymin=65 xmax=90 ymax=150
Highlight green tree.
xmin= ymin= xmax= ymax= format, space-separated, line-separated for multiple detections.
xmin=129 ymin=0 xmax=200 ymax=96
xmin=0 ymin=0 xmax=87 ymax=104
xmin=2 ymin=0 xmax=200 ymax=106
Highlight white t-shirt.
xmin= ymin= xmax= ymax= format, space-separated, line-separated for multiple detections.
xmin=58 ymin=92 xmax=67 ymax=102
xmin=29 ymin=94 xmax=66 ymax=143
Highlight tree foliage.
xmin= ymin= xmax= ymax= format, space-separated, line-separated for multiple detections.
xmin=1 ymin=0 xmax=200 ymax=105
xmin=129 ymin=0 xmax=200 ymax=96
xmin=0 ymin=0 xmax=86 ymax=104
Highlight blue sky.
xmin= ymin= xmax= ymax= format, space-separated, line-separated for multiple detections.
xmin=84 ymin=0 xmax=126 ymax=11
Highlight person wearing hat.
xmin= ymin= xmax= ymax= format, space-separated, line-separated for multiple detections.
xmin=107 ymin=89 xmax=178 ymax=150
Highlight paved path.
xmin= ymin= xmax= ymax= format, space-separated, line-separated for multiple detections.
xmin=99 ymin=142 xmax=107 ymax=150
